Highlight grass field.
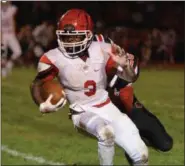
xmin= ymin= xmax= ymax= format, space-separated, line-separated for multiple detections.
xmin=2 ymin=67 xmax=184 ymax=165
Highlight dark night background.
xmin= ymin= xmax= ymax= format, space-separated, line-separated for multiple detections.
xmin=12 ymin=1 xmax=184 ymax=65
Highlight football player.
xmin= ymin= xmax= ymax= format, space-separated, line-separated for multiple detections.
xmin=30 ymin=9 xmax=149 ymax=166
xmin=94 ymin=34 xmax=173 ymax=152
xmin=1 ymin=1 xmax=22 ymax=77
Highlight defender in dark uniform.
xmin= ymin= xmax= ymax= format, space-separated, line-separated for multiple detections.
xmin=94 ymin=34 xmax=173 ymax=152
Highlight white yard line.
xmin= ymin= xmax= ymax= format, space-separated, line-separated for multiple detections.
xmin=141 ymin=100 xmax=184 ymax=109
xmin=1 ymin=145 xmax=65 ymax=165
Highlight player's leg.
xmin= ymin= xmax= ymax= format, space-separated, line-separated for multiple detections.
xmin=7 ymin=34 xmax=22 ymax=60
xmin=1 ymin=43 xmax=8 ymax=78
xmin=88 ymin=102 xmax=148 ymax=166
xmin=110 ymin=84 xmax=173 ymax=152
xmin=71 ymin=109 xmax=115 ymax=165
xmin=6 ymin=34 xmax=22 ymax=75
xmin=131 ymin=96 xmax=173 ymax=152
xmin=1 ymin=35 xmax=9 ymax=78
xmin=1 ymin=58 xmax=8 ymax=78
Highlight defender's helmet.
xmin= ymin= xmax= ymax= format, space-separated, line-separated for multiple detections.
xmin=56 ymin=9 xmax=94 ymax=58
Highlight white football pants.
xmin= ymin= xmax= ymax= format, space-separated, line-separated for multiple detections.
xmin=71 ymin=100 xmax=148 ymax=165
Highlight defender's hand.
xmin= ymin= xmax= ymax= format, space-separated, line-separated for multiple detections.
xmin=110 ymin=40 xmax=126 ymax=56
xmin=110 ymin=53 xmax=129 ymax=68
xmin=39 ymin=94 xmax=67 ymax=113
xmin=109 ymin=42 xmax=129 ymax=68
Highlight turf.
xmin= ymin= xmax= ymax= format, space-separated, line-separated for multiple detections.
xmin=2 ymin=67 xmax=184 ymax=165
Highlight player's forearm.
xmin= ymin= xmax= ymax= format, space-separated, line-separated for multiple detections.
xmin=30 ymin=79 xmax=44 ymax=106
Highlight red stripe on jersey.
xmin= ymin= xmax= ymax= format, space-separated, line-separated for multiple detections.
xmin=98 ymin=34 xmax=103 ymax=42
xmin=39 ymin=55 xmax=53 ymax=65
xmin=39 ymin=55 xmax=59 ymax=82
xmin=96 ymin=34 xmax=104 ymax=42
xmin=93 ymin=98 xmax=111 ymax=108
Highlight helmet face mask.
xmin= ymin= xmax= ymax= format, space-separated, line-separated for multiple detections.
xmin=56 ymin=30 xmax=93 ymax=57
xmin=56 ymin=9 xmax=94 ymax=58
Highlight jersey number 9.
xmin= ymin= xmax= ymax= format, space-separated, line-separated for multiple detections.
xmin=84 ymin=80 xmax=96 ymax=96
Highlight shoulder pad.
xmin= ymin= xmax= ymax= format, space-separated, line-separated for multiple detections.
xmin=37 ymin=62 xmax=51 ymax=73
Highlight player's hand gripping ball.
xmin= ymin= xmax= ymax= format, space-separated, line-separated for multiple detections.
xmin=39 ymin=80 xmax=67 ymax=113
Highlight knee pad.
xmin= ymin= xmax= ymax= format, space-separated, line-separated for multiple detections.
xmin=97 ymin=124 xmax=115 ymax=146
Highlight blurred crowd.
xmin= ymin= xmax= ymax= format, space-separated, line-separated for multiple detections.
xmin=3 ymin=1 xmax=184 ymax=68
xmin=104 ymin=26 xmax=177 ymax=66
xmin=16 ymin=21 xmax=56 ymax=67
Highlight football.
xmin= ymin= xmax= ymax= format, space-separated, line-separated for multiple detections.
xmin=40 ymin=80 xmax=65 ymax=105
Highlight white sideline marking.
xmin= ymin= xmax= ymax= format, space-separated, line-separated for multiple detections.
xmin=1 ymin=145 xmax=65 ymax=165
xmin=141 ymin=100 xmax=184 ymax=109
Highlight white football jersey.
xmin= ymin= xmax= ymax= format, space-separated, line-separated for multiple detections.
xmin=1 ymin=4 xmax=17 ymax=34
xmin=38 ymin=42 xmax=112 ymax=106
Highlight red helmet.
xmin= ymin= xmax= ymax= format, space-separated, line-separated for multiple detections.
xmin=56 ymin=9 xmax=94 ymax=58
